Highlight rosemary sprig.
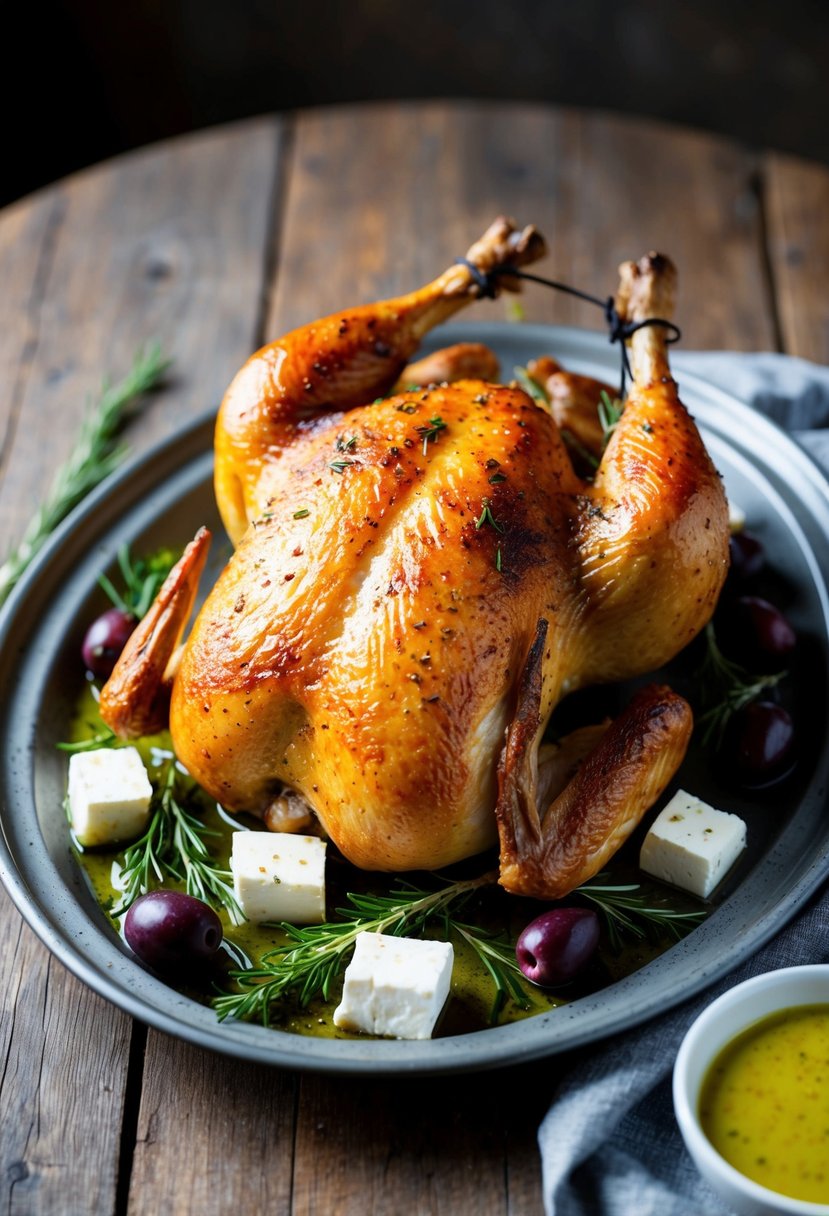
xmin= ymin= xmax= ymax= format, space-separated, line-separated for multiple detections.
xmin=452 ymin=920 xmax=532 ymax=1022
xmin=512 ymin=365 xmax=548 ymax=406
xmin=696 ymin=622 xmax=785 ymax=747
xmin=97 ymin=544 xmax=179 ymax=620
xmin=561 ymin=430 xmax=600 ymax=470
xmin=213 ymin=871 xmax=511 ymax=1026
xmin=598 ymin=389 xmax=624 ymax=447
xmin=0 ymin=345 xmax=170 ymax=608
xmin=110 ymin=760 xmax=244 ymax=924
xmin=415 ymin=415 xmax=447 ymax=456
xmin=57 ymin=727 xmax=117 ymax=753
xmin=329 ymin=458 xmax=355 ymax=474
xmin=576 ymin=876 xmax=705 ymax=951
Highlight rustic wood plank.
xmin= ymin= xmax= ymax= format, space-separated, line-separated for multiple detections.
xmin=126 ymin=1044 xmax=297 ymax=1216
xmin=0 ymin=190 xmax=62 ymax=478
xmin=0 ymin=116 xmax=283 ymax=548
xmin=268 ymin=101 xmax=773 ymax=353
xmin=0 ymin=890 xmax=133 ymax=1214
xmin=542 ymin=108 xmax=775 ymax=351
xmin=0 ymin=116 xmax=285 ymax=1215
xmin=293 ymin=1065 xmax=551 ymax=1216
xmin=764 ymin=151 xmax=829 ymax=363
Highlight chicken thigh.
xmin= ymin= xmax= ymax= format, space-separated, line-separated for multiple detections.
xmin=100 ymin=218 xmax=729 ymax=899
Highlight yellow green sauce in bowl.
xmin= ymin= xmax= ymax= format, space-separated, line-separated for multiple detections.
xmin=674 ymin=966 xmax=829 ymax=1216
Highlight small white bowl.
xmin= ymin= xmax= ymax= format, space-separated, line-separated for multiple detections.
xmin=673 ymin=965 xmax=829 ymax=1216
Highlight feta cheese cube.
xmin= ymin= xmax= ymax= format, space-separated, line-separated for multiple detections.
xmin=230 ymin=831 xmax=326 ymax=923
xmin=67 ymin=746 xmax=153 ymax=848
xmin=640 ymin=789 xmax=747 ymax=899
xmin=333 ymin=932 xmax=454 ymax=1040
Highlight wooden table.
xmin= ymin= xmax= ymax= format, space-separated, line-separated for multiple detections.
xmin=1 ymin=100 xmax=827 ymax=1215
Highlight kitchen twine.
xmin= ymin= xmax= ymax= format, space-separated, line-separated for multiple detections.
xmin=454 ymin=258 xmax=681 ymax=398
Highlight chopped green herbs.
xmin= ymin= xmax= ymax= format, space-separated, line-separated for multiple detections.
xmin=415 ymin=416 xmax=447 ymax=456
xmin=476 ymin=498 xmax=504 ymax=533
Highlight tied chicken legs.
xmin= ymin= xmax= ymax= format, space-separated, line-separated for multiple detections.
xmin=100 ymin=218 xmax=729 ymax=899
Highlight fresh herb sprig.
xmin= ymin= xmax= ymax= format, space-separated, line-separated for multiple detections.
xmin=598 ymin=390 xmax=624 ymax=447
xmin=0 ymin=345 xmax=170 ymax=608
xmin=212 ymin=870 xmax=524 ymax=1026
xmin=513 ymin=371 xmax=624 ymax=474
xmin=57 ymin=727 xmax=118 ymax=753
xmin=576 ymin=876 xmax=705 ymax=951
xmin=111 ymin=759 xmax=244 ymax=924
xmin=451 ymin=919 xmax=532 ymax=1021
xmin=696 ymin=622 xmax=785 ymax=747
xmin=512 ymin=365 xmax=548 ymax=406
xmin=97 ymin=544 xmax=179 ymax=620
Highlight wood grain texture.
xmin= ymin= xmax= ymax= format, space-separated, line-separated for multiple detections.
xmin=0 ymin=116 xmax=283 ymax=550
xmin=765 ymin=152 xmax=829 ymax=363
xmin=0 ymin=891 xmax=132 ymax=1214
xmin=127 ymin=1042 xmax=297 ymax=1216
xmin=539 ymin=108 xmax=777 ymax=351
xmin=293 ymin=1066 xmax=553 ymax=1216
xmin=0 ymin=189 xmax=63 ymax=483
xmin=267 ymin=102 xmax=775 ymax=354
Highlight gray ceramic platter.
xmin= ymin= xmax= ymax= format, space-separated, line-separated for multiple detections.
xmin=1 ymin=322 xmax=828 ymax=1077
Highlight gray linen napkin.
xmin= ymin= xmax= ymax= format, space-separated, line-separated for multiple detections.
xmin=539 ymin=351 xmax=829 ymax=1216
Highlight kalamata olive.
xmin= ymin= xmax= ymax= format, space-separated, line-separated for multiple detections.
xmin=717 ymin=595 xmax=797 ymax=671
xmin=81 ymin=606 xmax=136 ymax=678
xmin=515 ymin=907 xmax=600 ymax=987
xmin=721 ymin=700 xmax=796 ymax=787
xmin=727 ymin=531 xmax=765 ymax=584
xmin=124 ymin=890 xmax=223 ymax=972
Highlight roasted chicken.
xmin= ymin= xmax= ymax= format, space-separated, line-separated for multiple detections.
xmin=100 ymin=218 xmax=730 ymax=899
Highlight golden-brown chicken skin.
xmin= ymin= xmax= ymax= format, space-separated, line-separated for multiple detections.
xmin=100 ymin=218 xmax=729 ymax=899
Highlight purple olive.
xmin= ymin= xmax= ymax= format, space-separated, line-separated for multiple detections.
xmin=727 ymin=531 xmax=765 ymax=584
xmin=717 ymin=595 xmax=797 ymax=671
xmin=722 ymin=701 xmax=796 ymax=787
xmin=82 ymin=606 xmax=136 ymax=678
xmin=516 ymin=907 xmax=600 ymax=987
xmin=124 ymin=890 xmax=223 ymax=973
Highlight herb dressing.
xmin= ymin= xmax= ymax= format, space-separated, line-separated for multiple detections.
xmin=699 ymin=1004 xmax=829 ymax=1204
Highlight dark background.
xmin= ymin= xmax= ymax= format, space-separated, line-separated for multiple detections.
xmin=4 ymin=0 xmax=828 ymax=208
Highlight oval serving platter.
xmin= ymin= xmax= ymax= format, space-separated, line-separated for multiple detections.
xmin=1 ymin=322 xmax=828 ymax=1077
